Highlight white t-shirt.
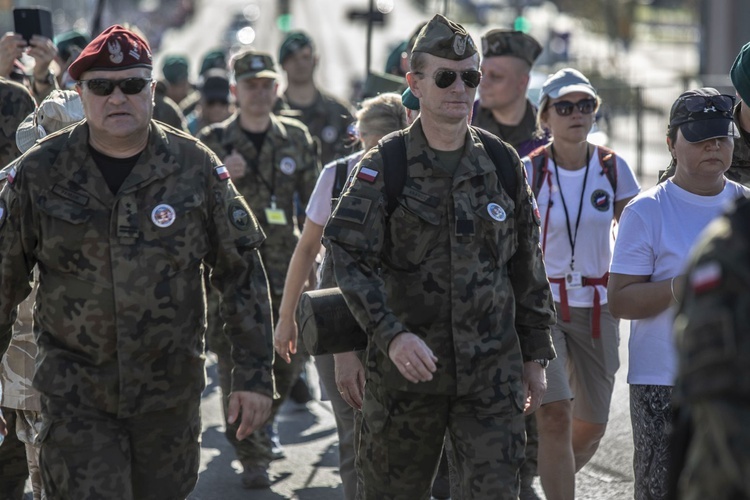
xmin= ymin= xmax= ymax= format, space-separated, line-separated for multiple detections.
xmin=523 ymin=147 xmax=640 ymax=306
xmin=306 ymin=151 xmax=363 ymax=226
xmin=610 ymin=179 xmax=750 ymax=386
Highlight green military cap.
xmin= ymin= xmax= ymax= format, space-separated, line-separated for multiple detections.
xmin=411 ymin=14 xmax=477 ymax=61
xmin=731 ymin=41 xmax=750 ymax=105
xmin=200 ymin=49 xmax=227 ymax=76
xmin=279 ymin=31 xmax=314 ymax=64
xmin=162 ymin=55 xmax=189 ymax=84
xmin=482 ymin=29 xmax=542 ymax=66
xmin=401 ymin=87 xmax=420 ymax=111
xmin=54 ymin=30 xmax=90 ymax=62
xmin=232 ymin=49 xmax=279 ymax=81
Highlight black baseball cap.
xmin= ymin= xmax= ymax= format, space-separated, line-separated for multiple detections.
xmin=668 ymin=88 xmax=738 ymax=143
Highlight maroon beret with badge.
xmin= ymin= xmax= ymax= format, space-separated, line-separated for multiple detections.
xmin=67 ymin=25 xmax=153 ymax=81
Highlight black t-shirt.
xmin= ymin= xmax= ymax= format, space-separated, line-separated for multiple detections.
xmin=243 ymin=128 xmax=269 ymax=154
xmin=89 ymin=146 xmax=141 ymax=194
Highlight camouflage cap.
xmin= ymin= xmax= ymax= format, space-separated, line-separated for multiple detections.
xmin=481 ymin=29 xmax=542 ymax=66
xmin=411 ymin=14 xmax=477 ymax=61
xmin=232 ymin=49 xmax=279 ymax=81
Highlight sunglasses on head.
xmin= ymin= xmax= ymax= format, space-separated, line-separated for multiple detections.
xmin=79 ymin=77 xmax=152 ymax=96
xmin=426 ymin=69 xmax=482 ymax=89
xmin=551 ymin=98 xmax=597 ymax=116
xmin=679 ymin=94 xmax=735 ymax=113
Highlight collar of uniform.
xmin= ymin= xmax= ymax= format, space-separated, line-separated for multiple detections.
xmin=117 ymin=122 xmax=182 ymax=192
xmin=404 ymin=118 xmax=452 ymax=178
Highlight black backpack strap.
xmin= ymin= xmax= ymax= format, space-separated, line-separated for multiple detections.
xmin=378 ymin=130 xmax=407 ymax=217
xmin=330 ymin=157 xmax=350 ymax=200
xmin=474 ymin=128 xmax=518 ymax=206
xmin=597 ymin=145 xmax=618 ymax=194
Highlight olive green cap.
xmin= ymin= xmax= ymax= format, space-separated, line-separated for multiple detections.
xmin=162 ymin=55 xmax=189 ymax=84
xmin=411 ymin=14 xmax=477 ymax=61
xmin=481 ymin=29 xmax=542 ymax=66
xmin=232 ymin=49 xmax=278 ymax=81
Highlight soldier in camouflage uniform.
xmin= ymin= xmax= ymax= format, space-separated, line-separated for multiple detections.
xmin=324 ymin=15 xmax=556 ymax=499
xmin=671 ymin=196 xmax=750 ymax=499
xmin=197 ymin=49 xmax=320 ymax=489
xmin=472 ymin=29 xmax=548 ymax=159
xmin=0 ymin=25 xmax=274 ymax=500
xmin=277 ymin=31 xmax=356 ymax=167
xmin=0 ymin=76 xmax=36 ymax=500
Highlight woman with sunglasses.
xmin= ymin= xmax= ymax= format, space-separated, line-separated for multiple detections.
xmin=608 ymin=88 xmax=750 ymax=500
xmin=522 ymin=68 xmax=640 ymax=500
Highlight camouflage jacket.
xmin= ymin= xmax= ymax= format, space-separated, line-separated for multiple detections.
xmin=0 ymin=121 xmax=274 ymax=418
xmin=472 ymin=99 xmax=548 ymax=158
xmin=278 ymin=89 xmax=356 ymax=166
xmin=324 ymin=118 xmax=556 ymax=398
xmin=198 ymin=113 xmax=320 ymax=298
xmin=674 ymin=196 xmax=750 ymax=406
xmin=0 ymin=78 xmax=35 ymax=168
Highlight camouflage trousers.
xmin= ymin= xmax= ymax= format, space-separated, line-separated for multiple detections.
xmin=0 ymin=406 xmax=29 ymax=500
xmin=38 ymin=396 xmax=201 ymax=500
xmin=358 ymin=380 xmax=525 ymax=500
xmin=207 ymin=290 xmax=308 ymax=469
xmin=677 ymin=402 xmax=750 ymax=500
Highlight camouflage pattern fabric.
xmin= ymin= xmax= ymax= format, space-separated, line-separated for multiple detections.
xmin=325 ymin=116 xmax=554 ymax=497
xmin=153 ymin=87 xmax=188 ymax=132
xmin=39 ymin=396 xmax=201 ymax=500
xmin=278 ymin=90 xmax=356 ymax=166
xmin=325 ymin=118 xmax=555 ymax=397
xmin=672 ymin=196 xmax=750 ymax=499
xmin=481 ymin=29 xmax=542 ymax=66
xmin=660 ymin=103 xmax=750 ymax=186
xmin=0 ymin=78 xmax=35 ymax=169
xmin=358 ymin=379 xmax=526 ymax=499
xmin=198 ymin=112 xmax=320 ymax=298
xmin=0 ymin=120 xmax=275 ymax=418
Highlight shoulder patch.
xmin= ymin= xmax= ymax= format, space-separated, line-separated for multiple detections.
xmin=690 ymin=261 xmax=722 ymax=294
xmin=331 ymin=195 xmax=372 ymax=225
xmin=214 ymin=165 xmax=230 ymax=181
xmin=228 ymin=200 xmax=252 ymax=230
xmin=357 ymin=167 xmax=379 ymax=183
xmin=0 ymin=199 xmax=6 ymax=231
xmin=6 ymin=166 xmax=17 ymax=185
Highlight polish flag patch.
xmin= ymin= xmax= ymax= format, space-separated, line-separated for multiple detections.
xmin=357 ymin=167 xmax=378 ymax=183
xmin=6 ymin=166 xmax=16 ymax=185
xmin=214 ymin=165 xmax=230 ymax=181
xmin=690 ymin=261 xmax=722 ymax=294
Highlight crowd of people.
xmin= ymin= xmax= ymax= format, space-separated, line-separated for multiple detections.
xmin=0 ymin=7 xmax=747 ymax=500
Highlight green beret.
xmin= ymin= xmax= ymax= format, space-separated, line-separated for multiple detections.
xmin=401 ymin=88 xmax=420 ymax=111
xmin=162 ymin=55 xmax=189 ymax=84
xmin=731 ymin=41 xmax=750 ymax=105
xmin=279 ymin=31 xmax=314 ymax=64
xmin=232 ymin=50 xmax=278 ymax=81
xmin=411 ymin=14 xmax=477 ymax=61
xmin=54 ymin=30 xmax=89 ymax=62
xmin=200 ymin=49 xmax=227 ymax=76
xmin=481 ymin=29 xmax=542 ymax=66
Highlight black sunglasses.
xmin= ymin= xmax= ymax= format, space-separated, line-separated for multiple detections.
xmin=551 ymin=98 xmax=597 ymax=116
xmin=426 ymin=70 xmax=482 ymax=89
xmin=79 ymin=77 xmax=152 ymax=96
xmin=679 ymin=94 xmax=735 ymax=113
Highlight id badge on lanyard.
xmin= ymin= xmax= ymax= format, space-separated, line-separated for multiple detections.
xmin=265 ymin=196 xmax=288 ymax=225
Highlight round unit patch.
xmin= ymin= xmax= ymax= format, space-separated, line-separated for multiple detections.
xmin=590 ymin=189 xmax=611 ymax=212
xmin=151 ymin=204 xmax=176 ymax=228
xmin=228 ymin=201 xmax=251 ymax=231
xmin=321 ymin=125 xmax=338 ymax=144
xmin=487 ymin=202 xmax=507 ymax=222
xmin=279 ymin=157 xmax=296 ymax=175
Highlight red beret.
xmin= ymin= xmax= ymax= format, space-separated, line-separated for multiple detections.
xmin=68 ymin=25 xmax=152 ymax=81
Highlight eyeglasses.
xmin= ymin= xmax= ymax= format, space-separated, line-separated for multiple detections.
xmin=420 ymin=70 xmax=482 ymax=89
xmin=551 ymin=98 xmax=597 ymax=116
xmin=78 ymin=77 xmax=152 ymax=96
xmin=679 ymin=94 xmax=735 ymax=113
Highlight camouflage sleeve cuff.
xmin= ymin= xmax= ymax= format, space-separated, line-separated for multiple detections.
xmin=230 ymin=367 xmax=275 ymax=398
xmin=518 ymin=328 xmax=556 ymax=362
xmin=372 ymin=315 xmax=409 ymax=356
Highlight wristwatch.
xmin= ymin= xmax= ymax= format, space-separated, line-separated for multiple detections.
xmin=531 ymin=358 xmax=550 ymax=369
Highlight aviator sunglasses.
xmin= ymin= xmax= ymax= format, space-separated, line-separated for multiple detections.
xmin=551 ymin=98 xmax=597 ymax=116
xmin=421 ymin=69 xmax=482 ymax=89
xmin=78 ymin=77 xmax=152 ymax=96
